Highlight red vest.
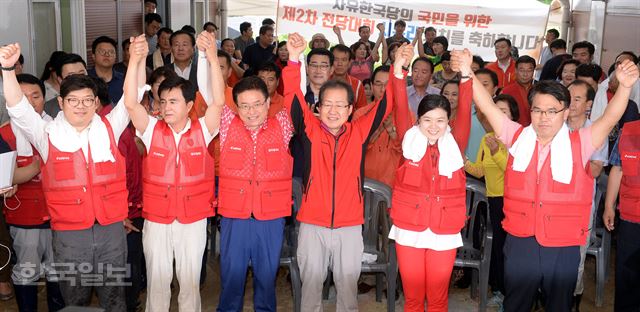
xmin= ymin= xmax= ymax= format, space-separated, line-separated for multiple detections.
xmin=0 ymin=125 xmax=49 ymax=226
xmin=503 ymin=129 xmax=593 ymax=247
xmin=41 ymin=117 xmax=128 ymax=231
xmin=142 ymin=118 xmax=215 ymax=224
xmin=618 ymin=120 xmax=640 ymax=223
xmin=218 ymin=117 xmax=292 ymax=220
xmin=391 ymin=144 xmax=467 ymax=234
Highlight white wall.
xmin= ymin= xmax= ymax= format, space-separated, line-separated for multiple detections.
xmin=170 ymin=0 xmax=192 ymax=30
xmin=0 ymin=0 xmax=35 ymax=75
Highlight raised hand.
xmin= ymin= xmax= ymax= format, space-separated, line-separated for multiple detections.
xmin=197 ymin=31 xmax=218 ymax=62
xmin=0 ymin=43 xmax=21 ymax=69
xmin=376 ymin=23 xmax=385 ymax=33
xmin=128 ymin=35 xmax=148 ymax=64
xmin=332 ymin=25 xmax=341 ymax=36
xmin=416 ymin=27 xmax=424 ymax=37
xmin=615 ymin=59 xmax=639 ymax=89
xmin=451 ymin=48 xmax=473 ymax=76
xmin=286 ymin=33 xmax=307 ymax=61
xmin=393 ymin=43 xmax=414 ymax=69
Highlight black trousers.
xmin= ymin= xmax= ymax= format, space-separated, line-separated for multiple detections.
xmin=488 ymin=196 xmax=506 ymax=294
xmin=615 ymin=219 xmax=640 ymax=311
xmin=126 ymin=217 xmax=145 ymax=312
xmin=503 ymin=235 xmax=579 ymax=312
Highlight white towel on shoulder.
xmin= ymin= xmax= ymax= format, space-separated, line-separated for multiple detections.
xmin=11 ymin=112 xmax=53 ymax=157
xmin=402 ymin=125 xmax=464 ymax=178
xmin=509 ymin=123 xmax=573 ymax=184
xmin=46 ymin=112 xmax=115 ymax=163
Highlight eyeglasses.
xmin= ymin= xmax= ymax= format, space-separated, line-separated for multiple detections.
xmin=96 ymin=50 xmax=116 ymax=57
xmin=530 ymin=107 xmax=566 ymax=118
xmin=238 ymin=102 xmax=266 ymax=111
xmin=65 ymin=97 xmax=96 ymax=108
xmin=308 ymin=63 xmax=331 ymax=71
xmin=320 ymin=104 xmax=350 ymax=111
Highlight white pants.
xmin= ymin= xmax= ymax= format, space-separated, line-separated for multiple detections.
xmin=142 ymin=219 xmax=207 ymax=312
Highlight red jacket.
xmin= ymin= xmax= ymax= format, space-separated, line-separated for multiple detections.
xmin=486 ymin=59 xmax=516 ymax=89
xmin=41 ymin=117 xmax=128 ymax=231
xmin=218 ymin=117 xmax=293 ymax=220
xmin=390 ymin=77 xmax=472 ymax=233
xmin=503 ymin=128 xmax=593 ymax=247
xmin=0 ymin=125 xmax=49 ymax=226
xmin=283 ymin=61 xmax=396 ymax=228
xmin=618 ymin=120 xmax=640 ymax=223
xmin=501 ymin=82 xmax=533 ymax=126
xmin=142 ymin=118 xmax=215 ymax=224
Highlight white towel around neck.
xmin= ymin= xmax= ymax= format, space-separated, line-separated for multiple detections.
xmin=46 ymin=112 xmax=115 ymax=163
xmin=508 ymin=123 xmax=573 ymax=184
xmin=12 ymin=112 xmax=53 ymax=157
xmin=402 ymin=125 xmax=464 ymax=178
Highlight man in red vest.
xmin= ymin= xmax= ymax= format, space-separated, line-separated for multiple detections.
xmin=283 ymin=33 xmax=404 ymax=311
xmin=215 ymin=67 xmax=295 ymax=311
xmin=501 ymin=56 xmax=537 ymax=126
xmin=454 ymin=48 xmax=638 ymax=311
xmin=1 ymin=36 xmax=148 ymax=310
xmin=485 ymin=38 xmax=516 ymax=89
xmin=603 ymin=98 xmax=640 ymax=311
xmin=0 ymin=73 xmax=64 ymax=311
xmin=124 ymin=31 xmax=223 ymax=311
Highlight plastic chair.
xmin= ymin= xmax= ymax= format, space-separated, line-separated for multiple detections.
xmin=586 ymin=174 xmax=611 ymax=307
xmin=361 ymin=178 xmax=398 ymax=312
xmin=454 ymin=178 xmax=493 ymax=312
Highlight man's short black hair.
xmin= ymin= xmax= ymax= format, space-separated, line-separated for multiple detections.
xmin=472 ymin=55 xmax=485 ymax=68
xmin=144 ymin=0 xmax=157 ymax=5
xmin=307 ymin=48 xmax=334 ymax=66
xmin=330 ymin=44 xmax=354 ymax=60
xmin=89 ymin=76 xmax=111 ymax=106
xmin=575 ymin=63 xmax=603 ymax=82
xmin=261 ymin=18 xmax=275 ymax=26
xmin=568 ymin=79 xmax=596 ymax=102
xmin=547 ymin=29 xmax=560 ymax=39
xmin=60 ymin=75 xmax=97 ymax=98
xmin=371 ymin=65 xmax=390 ymax=81
xmin=494 ymin=37 xmax=512 ymax=47
xmin=16 ymin=74 xmax=46 ymax=98
xmin=319 ymin=80 xmax=355 ymax=106
xmin=394 ymin=20 xmax=406 ymax=28
xmin=91 ymin=36 xmax=117 ymax=54
xmin=256 ymin=61 xmax=281 ymax=79
xmin=358 ymin=25 xmax=370 ymax=33
xmin=157 ymin=27 xmax=173 ymax=38
xmin=203 ymin=22 xmax=217 ymax=31
xmin=259 ymin=25 xmax=273 ymax=36
xmin=550 ymin=38 xmax=567 ymax=51
xmin=474 ymin=68 xmax=499 ymax=88
xmin=232 ymin=76 xmax=269 ymax=104
xmin=425 ymin=27 xmax=436 ymax=33
xmin=217 ymin=50 xmax=232 ymax=68
xmin=528 ymin=80 xmax=571 ymax=109
xmin=55 ymin=53 xmax=86 ymax=77
xmin=169 ymin=30 xmax=196 ymax=46
xmin=180 ymin=25 xmax=196 ymax=35
xmin=411 ymin=57 xmax=434 ymax=73
xmin=571 ymin=41 xmax=595 ymax=56
xmin=145 ymin=13 xmax=162 ymax=25
xmin=158 ymin=76 xmax=196 ymax=103
xmin=516 ymin=55 xmax=536 ymax=68
xmin=240 ymin=22 xmax=252 ymax=34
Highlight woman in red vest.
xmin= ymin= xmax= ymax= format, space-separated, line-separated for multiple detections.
xmin=604 ymin=118 xmax=640 ymax=310
xmin=454 ymin=48 xmax=638 ymax=312
xmin=388 ymin=48 xmax=472 ymax=311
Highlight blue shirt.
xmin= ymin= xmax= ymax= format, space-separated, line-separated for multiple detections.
xmin=465 ymin=106 xmax=486 ymax=161
xmin=610 ymin=137 xmax=621 ymax=167
xmin=88 ymin=68 xmax=125 ymax=103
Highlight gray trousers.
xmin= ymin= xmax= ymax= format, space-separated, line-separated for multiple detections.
xmin=9 ymin=227 xmax=56 ymax=284
xmin=575 ymin=183 xmax=596 ymax=296
xmin=297 ymin=222 xmax=364 ymax=312
xmin=52 ymin=222 xmax=127 ymax=312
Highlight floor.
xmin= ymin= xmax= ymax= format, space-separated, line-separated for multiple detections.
xmin=0 ymin=247 xmax=615 ymax=311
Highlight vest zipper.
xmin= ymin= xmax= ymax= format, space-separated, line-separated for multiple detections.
xmin=331 ymin=136 xmax=339 ymax=229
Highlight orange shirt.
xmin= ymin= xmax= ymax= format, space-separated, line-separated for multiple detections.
xmin=485 ymin=59 xmax=516 ymax=89
xmin=501 ymin=82 xmax=533 ymax=126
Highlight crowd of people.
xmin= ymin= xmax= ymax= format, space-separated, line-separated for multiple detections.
xmin=0 ymin=1 xmax=640 ymax=312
